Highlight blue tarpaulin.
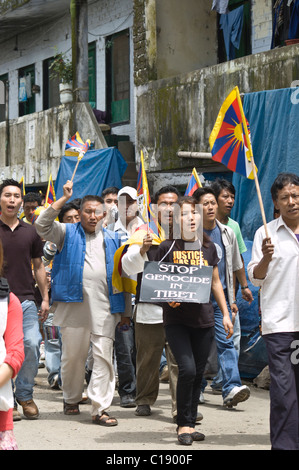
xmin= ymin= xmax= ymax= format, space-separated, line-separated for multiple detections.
xmin=231 ymin=87 xmax=299 ymax=240
xmin=54 ymin=147 xmax=128 ymax=201
xmin=229 ymin=88 xmax=299 ymax=378
xmin=236 ymin=241 xmax=268 ymax=378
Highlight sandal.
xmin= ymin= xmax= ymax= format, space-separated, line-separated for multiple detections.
xmin=63 ymin=400 xmax=80 ymax=415
xmin=92 ymin=412 xmax=118 ymax=427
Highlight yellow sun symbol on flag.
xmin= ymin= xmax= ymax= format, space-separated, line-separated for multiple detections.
xmin=227 ymin=120 xmax=244 ymax=149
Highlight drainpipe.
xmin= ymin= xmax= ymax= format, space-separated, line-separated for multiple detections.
xmin=70 ymin=0 xmax=89 ymax=103
xmin=5 ymin=81 xmax=9 ymax=166
xmin=177 ymin=151 xmax=212 ymax=159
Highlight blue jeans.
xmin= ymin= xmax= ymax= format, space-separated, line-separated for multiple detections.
xmin=115 ymin=319 xmax=136 ymax=397
xmin=15 ymin=300 xmax=42 ymax=401
xmin=210 ymin=311 xmax=241 ymax=391
xmin=211 ymin=298 xmax=242 ymax=398
xmin=43 ymin=313 xmax=62 ymax=386
xmin=160 ymin=348 xmax=167 ymax=374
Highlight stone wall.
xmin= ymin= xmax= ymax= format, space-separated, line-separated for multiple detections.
xmin=0 ymin=102 xmax=107 ymax=185
xmin=133 ymin=0 xmax=157 ymax=86
xmin=135 ymin=44 xmax=299 ymax=175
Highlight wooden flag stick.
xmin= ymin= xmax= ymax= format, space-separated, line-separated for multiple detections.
xmin=70 ymin=154 xmax=83 ymax=182
xmin=251 ymin=157 xmax=269 ymax=239
xmin=236 ymin=87 xmax=269 ymax=239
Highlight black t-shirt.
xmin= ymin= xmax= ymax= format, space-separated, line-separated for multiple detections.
xmin=0 ymin=219 xmax=44 ymax=303
xmin=154 ymin=239 xmax=219 ymax=328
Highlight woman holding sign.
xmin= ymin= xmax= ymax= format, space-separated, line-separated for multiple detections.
xmin=154 ymin=196 xmax=233 ymax=446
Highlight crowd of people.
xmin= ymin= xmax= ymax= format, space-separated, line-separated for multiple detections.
xmin=0 ymin=171 xmax=298 ymax=450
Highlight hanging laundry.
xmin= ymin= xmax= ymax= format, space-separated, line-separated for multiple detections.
xmin=212 ymin=0 xmax=229 ymax=14
xmin=220 ymin=6 xmax=244 ymax=60
xmin=271 ymin=0 xmax=286 ymax=48
xmin=288 ymin=0 xmax=299 ymax=39
xmin=25 ymin=73 xmax=32 ymax=99
xmin=19 ymin=77 xmax=27 ymax=102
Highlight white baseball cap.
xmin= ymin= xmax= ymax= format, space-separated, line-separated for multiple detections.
xmin=118 ymin=186 xmax=137 ymax=200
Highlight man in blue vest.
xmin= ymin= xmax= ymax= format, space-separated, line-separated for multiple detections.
xmin=35 ymin=180 xmax=126 ymax=427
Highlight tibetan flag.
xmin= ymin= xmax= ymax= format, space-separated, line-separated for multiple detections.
xmin=137 ymin=150 xmax=151 ymax=223
xmin=137 ymin=151 xmax=161 ymax=237
xmin=65 ymin=131 xmax=91 ymax=159
xmin=45 ymin=175 xmax=56 ymax=207
xmin=185 ymin=168 xmax=202 ymax=196
xmin=19 ymin=176 xmax=25 ymax=196
xmin=112 ymin=227 xmax=161 ymax=295
xmin=209 ymin=86 xmax=257 ymax=180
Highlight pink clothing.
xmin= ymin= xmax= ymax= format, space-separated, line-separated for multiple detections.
xmin=0 ymin=293 xmax=24 ymax=432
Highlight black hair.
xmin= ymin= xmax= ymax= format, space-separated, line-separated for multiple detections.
xmin=270 ymin=173 xmax=299 ymax=201
xmin=101 ymin=187 xmax=119 ymax=198
xmin=173 ymin=195 xmax=210 ymax=247
xmin=23 ymin=192 xmax=42 ymax=205
xmin=80 ymin=195 xmax=104 ymax=210
xmin=59 ymin=201 xmax=80 ymax=223
xmin=153 ymin=185 xmax=180 ymax=204
xmin=210 ymin=178 xmax=235 ymax=201
xmin=193 ymin=187 xmax=217 ymax=202
xmin=0 ymin=179 xmax=22 ymax=197
xmin=71 ymin=198 xmax=82 ymax=209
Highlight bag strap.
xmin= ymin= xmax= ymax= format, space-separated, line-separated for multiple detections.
xmin=0 ymin=278 xmax=10 ymax=303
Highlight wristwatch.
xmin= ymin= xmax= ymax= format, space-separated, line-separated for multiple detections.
xmin=241 ymin=285 xmax=249 ymax=290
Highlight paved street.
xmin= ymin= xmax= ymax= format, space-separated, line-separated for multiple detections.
xmin=13 ymin=366 xmax=271 ymax=453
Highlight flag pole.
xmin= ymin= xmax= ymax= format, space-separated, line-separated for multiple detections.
xmin=140 ymin=150 xmax=150 ymax=233
xmin=250 ymin=157 xmax=269 ymax=238
xmin=70 ymin=153 xmax=83 ymax=182
xmin=236 ymin=88 xmax=269 ymax=239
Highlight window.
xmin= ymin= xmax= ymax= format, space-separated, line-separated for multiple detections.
xmin=19 ymin=64 xmax=35 ymax=116
xmin=43 ymin=57 xmax=60 ymax=110
xmin=106 ymin=29 xmax=130 ymax=125
xmin=218 ymin=0 xmax=252 ymax=63
xmin=0 ymin=73 xmax=8 ymax=122
xmin=271 ymin=0 xmax=298 ymax=48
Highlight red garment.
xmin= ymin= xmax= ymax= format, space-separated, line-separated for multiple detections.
xmin=0 ymin=293 xmax=24 ymax=431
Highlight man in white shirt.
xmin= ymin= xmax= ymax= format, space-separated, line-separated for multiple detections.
xmin=122 ymin=185 xmax=180 ymax=419
xmin=248 ymin=172 xmax=299 ymax=450
xmin=109 ymin=186 xmax=143 ymax=408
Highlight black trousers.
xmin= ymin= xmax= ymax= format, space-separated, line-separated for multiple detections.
xmin=165 ymin=323 xmax=214 ymax=428
xmin=263 ymin=332 xmax=299 ymax=450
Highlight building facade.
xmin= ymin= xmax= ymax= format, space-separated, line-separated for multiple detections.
xmin=0 ymin=0 xmax=298 ymax=193
xmin=133 ymin=0 xmax=299 ymax=192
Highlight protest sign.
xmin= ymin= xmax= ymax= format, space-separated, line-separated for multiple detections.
xmin=140 ymin=261 xmax=213 ymax=303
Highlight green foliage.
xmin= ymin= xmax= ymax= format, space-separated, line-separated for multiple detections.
xmin=49 ymin=49 xmax=73 ymax=84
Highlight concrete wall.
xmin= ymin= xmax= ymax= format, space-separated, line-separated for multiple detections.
xmin=0 ymin=102 xmax=107 ymax=185
xmin=155 ymin=0 xmax=217 ymax=79
xmin=135 ymin=44 xmax=299 ymax=182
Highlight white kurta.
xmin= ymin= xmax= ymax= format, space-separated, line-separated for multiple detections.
xmin=36 ymin=206 xmax=120 ymax=339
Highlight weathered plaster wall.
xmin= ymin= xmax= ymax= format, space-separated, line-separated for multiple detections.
xmin=136 ymin=44 xmax=299 ymax=174
xmin=133 ymin=0 xmax=157 ymax=85
xmin=0 ymin=102 xmax=107 ymax=184
xmin=155 ymin=0 xmax=217 ymax=79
